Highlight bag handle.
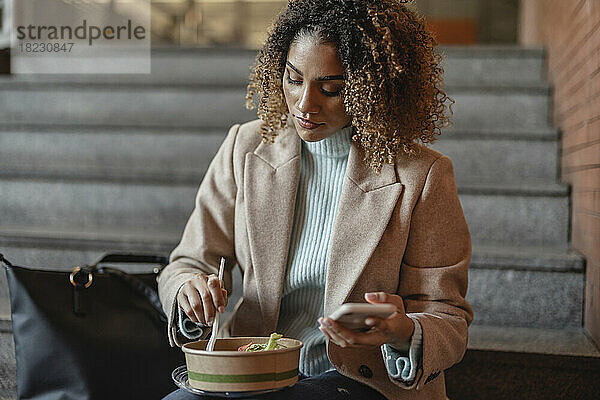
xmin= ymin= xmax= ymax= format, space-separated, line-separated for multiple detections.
xmin=84 ymin=253 xmax=170 ymax=323
xmin=67 ymin=253 xmax=167 ymax=322
xmin=96 ymin=266 xmax=167 ymax=323
xmin=0 ymin=253 xmax=13 ymax=267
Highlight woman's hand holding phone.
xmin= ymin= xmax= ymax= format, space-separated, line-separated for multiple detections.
xmin=177 ymin=273 xmax=228 ymax=326
xmin=318 ymin=292 xmax=414 ymax=349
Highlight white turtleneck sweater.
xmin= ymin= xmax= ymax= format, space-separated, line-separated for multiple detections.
xmin=275 ymin=126 xmax=354 ymax=376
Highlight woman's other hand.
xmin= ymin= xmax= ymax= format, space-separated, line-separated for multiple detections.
xmin=318 ymin=292 xmax=414 ymax=349
xmin=176 ymin=273 xmax=228 ymax=326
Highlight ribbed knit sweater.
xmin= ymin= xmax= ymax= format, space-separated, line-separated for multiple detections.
xmin=275 ymin=126 xmax=354 ymax=376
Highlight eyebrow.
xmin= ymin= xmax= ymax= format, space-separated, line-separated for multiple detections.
xmin=286 ymin=61 xmax=344 ymax=81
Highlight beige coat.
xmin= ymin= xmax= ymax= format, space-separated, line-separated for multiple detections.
xmin=158 ymin=117 xmax=473 ymax=400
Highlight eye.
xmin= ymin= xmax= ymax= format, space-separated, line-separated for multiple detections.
xmin=285 ymin=69 xmax=302 ymax=85
xmin=321 ymin=88 xmax=342 ymax=97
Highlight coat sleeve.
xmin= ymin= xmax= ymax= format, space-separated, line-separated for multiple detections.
xmin=394 ymin=155 xmax=474 ymax=390
xmin=157 ymin=123 xmax=241 ymax=347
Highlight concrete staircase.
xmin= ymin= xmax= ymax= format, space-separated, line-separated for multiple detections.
xmin=1 ymin=46 xmax=599 ymax=399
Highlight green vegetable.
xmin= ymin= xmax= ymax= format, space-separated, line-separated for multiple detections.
xmin=245 ymin=333 xmax=283 ymax=352
xmin=265 ymin=333 xmax=283 ymax=350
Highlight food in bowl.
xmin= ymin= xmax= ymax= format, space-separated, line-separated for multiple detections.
xmin=238 ymin=332 xmax=284 ymax=352
xmin=183 ymin=335 xmax=303 ymax=392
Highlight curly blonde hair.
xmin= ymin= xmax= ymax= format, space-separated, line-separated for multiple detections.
xmin=246 ymin=0 xmax=454 ymax=173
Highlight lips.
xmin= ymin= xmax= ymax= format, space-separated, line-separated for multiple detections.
xmin=296 ymin=115 xmax=324 ymax=130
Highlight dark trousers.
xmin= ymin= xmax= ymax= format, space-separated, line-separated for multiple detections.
xmin=163 ymin=370 xmax=388 ymax=400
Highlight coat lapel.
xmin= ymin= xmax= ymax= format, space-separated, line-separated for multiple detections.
xmin=244 ymin=121 xmax=301 ymax=333
xmin=324 ymin=146 xmax=404 ymax=316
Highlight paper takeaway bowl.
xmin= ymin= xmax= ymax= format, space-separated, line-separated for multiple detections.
xmin=182 ymin=337 xmax=303 ymax=392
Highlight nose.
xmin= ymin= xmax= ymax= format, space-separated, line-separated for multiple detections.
xmin=296 ymin=84 xmax=320 ymax=115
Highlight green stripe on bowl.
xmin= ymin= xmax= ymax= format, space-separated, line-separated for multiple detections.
xmin=188 ymin=368 xmax=299 ymax=383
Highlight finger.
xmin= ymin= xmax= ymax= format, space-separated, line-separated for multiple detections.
xmin=318 ymin=318 xmax=342 ymax=346
xmin=364 ymin=291 xmax=393 ymax=305
xmin=364 ymin=292 xmax=404 ymax=313
xmin=326 ymin=318 xmax=386 ymax=347
xmin=355 ymin=329 xmax=388 ymax=346
xmin=323 ymin=318 xmax=362 ymax=347
xmin=222 ymin=289 xmax=228 ymax=308
xmin=177 ymin=291 xmax=197 ymax=323
xmin=324 ymin=319 xmax=354 ymax=341
xmin=365 ymin=317 xmax=385 ymax=329
xmin=318 ymin=321 xmax=334 ymax=342
xmin=206 ymin=275 xmax=226 ymax=313
xmin=320 ymin=323 xmax=349 ymax=347
xmin=364 ymin=316 xmax=388 ymax=330
xmin=193 ymin=278 xmax=215 ymax=325
xmin=319 ymin=326 xmax=342 ymax=348
xmin=318 ymin=326 xmax=331 ymax=341
xmin=183 ymin=287 xmax=206 ymax=325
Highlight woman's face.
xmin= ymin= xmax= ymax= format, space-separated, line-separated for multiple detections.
xmin=283 ymin=35 xmax=352 ymax=142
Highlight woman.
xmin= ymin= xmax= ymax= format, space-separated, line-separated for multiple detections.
xmin=158 ymin=1 xmax=473 ymax=399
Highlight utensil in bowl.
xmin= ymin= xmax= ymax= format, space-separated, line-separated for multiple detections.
xmin=206 ymin=257 xmax=225 ymax=352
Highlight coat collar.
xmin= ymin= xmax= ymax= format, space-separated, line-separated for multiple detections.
xmin=252 ymin=119 xmax=301 ymax=170
xmin=245 ymin=118 xmax=404 ymax=331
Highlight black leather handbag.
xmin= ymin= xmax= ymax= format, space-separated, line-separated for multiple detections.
xmin=1 ymin=253 xmax=185 ymax=400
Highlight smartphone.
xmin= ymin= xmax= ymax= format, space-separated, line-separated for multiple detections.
xmin=328 ymin=303 xmax=397 ymax=332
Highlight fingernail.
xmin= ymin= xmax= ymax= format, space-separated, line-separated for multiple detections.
xmin=218 ymin=306 xmax=225 ymax=313
xmin=324 ymin=319 xmax=332 ymax=327
xmin=365 ymin=318 xmax=375 ymax=326
xmin=365 ymin=292 xmax=376 ymax=300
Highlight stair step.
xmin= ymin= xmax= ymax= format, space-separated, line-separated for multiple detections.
xmin=443 ymin=126 xmax=559 ymax=140
xmin=468 ymin=244 xmax=584 ymax=328
xmin=0 ymin=79 xmax=552 ymax=131
xmin=461 ymin=187 xmax=568 ymax=246
xmin=460 ymin=181 xmax=568 ymax=196
xmin=7 ymin=47 xmax=259 ymax=87
xmin=0 ymin=177 xmax=569 ymax=246
xmin=460 ymin=183 xmax=569 ymax=246
xmin=10 ymin=46 xmax=546 ymax=87
xmin=0 ymin=125 xmax=561 ymax=186
xmin=0 ymin=178 xmax=199 ymax=234
xmin=0 ymin=83 xmax=256 ymax=129
xmin=449 ymin=84 xmax=551 ymax=130
xmin=468 ymin=325 xmax=599 ymax=357
xmin=0 ymin=225 xmax=180 ymax=249
xmin=431 ymin=137 xmax=559 ymax=186
xmin=471 ymin=243 xmax=584 ymax=272
xmin=441 ymin=45 xmax=546 ymax=86
xmin=0 ymin=125 xmax=225 ymax=184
